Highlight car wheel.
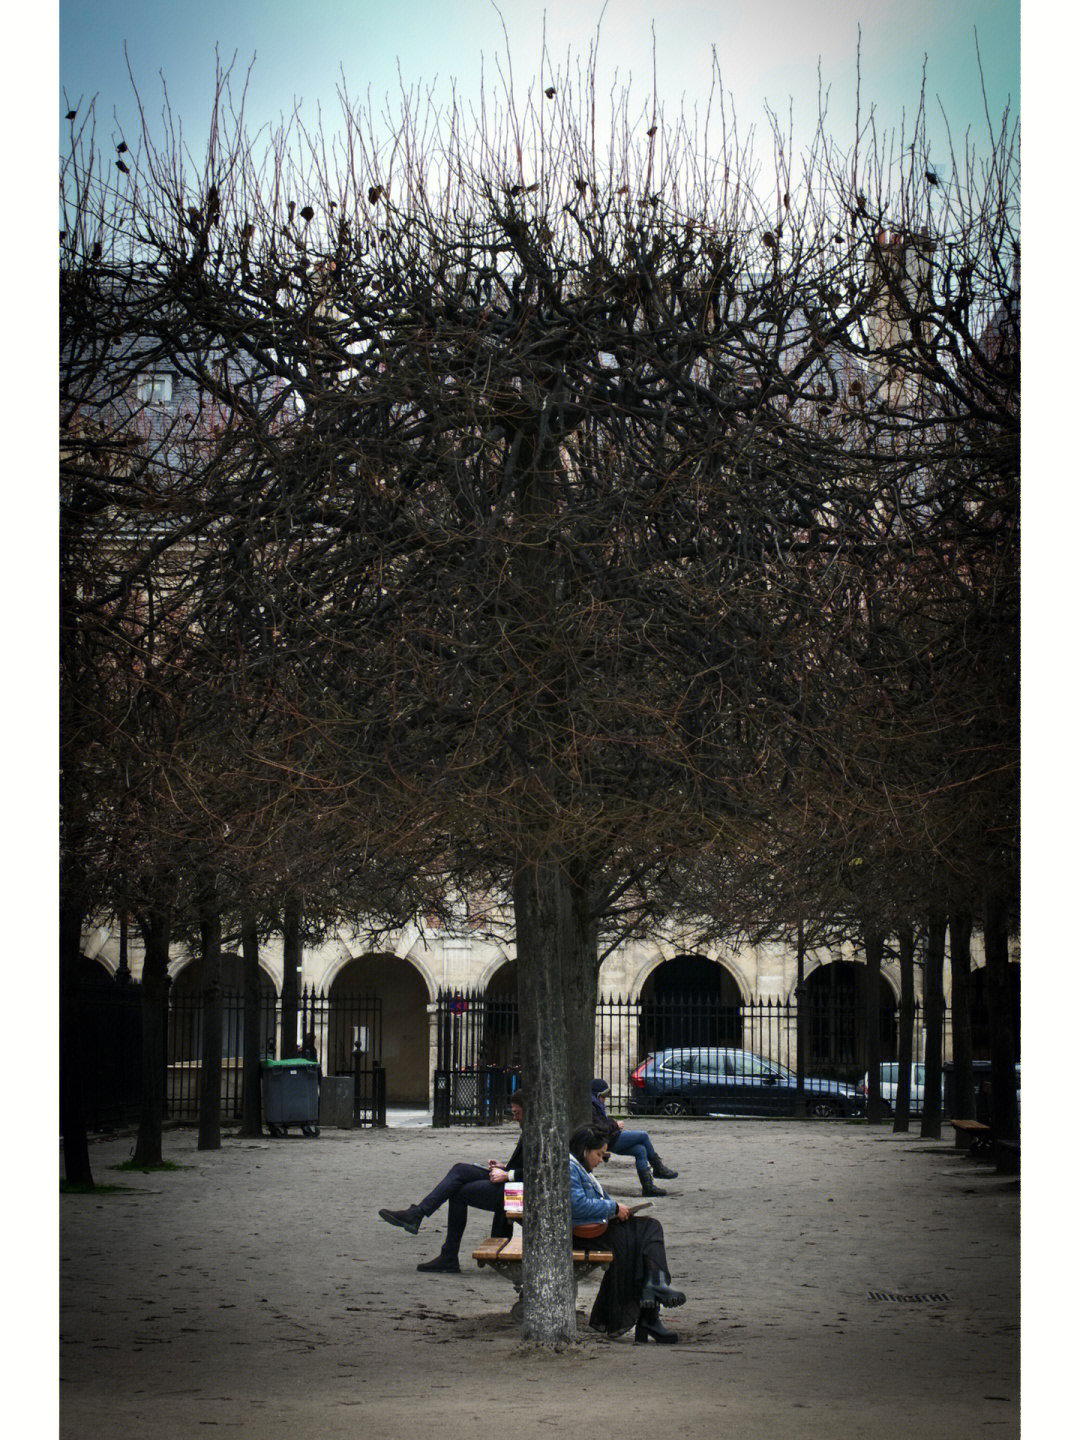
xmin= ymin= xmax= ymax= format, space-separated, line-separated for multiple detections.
xmin=658 ymin=1097 xmax=690 ymax=1117
xmin=807 ymin=1096 xmax=839 ymax=1118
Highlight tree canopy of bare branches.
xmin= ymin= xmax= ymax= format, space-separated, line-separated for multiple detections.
xmin=61 ymin=54 xmax=1018 ymax=1336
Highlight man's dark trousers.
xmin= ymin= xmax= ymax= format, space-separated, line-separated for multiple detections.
xmin=418 ymin=1162 xmax=506 ymax=1259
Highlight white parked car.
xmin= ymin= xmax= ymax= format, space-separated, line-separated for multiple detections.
xmin=858 ymin=1062 xmax=942 ymax=1115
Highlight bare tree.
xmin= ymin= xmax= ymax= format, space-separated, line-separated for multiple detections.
xmin=61 ymin=51 xmax=1018 ymax=1330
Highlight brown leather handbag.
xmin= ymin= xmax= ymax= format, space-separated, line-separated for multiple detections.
xmin=572 ymin=1220 xmax=609 ymax=1240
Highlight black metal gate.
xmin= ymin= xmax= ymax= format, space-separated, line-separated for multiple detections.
xmin=301 ymin=986 xmax=386 ymax=1126
xmin=432 ymin=988 xmax=519 ymax=1125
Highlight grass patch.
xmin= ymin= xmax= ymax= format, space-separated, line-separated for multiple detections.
xmin=109 ymin=1159 xmax=186 ymax=1174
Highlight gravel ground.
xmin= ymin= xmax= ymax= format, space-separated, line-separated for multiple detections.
xmin=60 ymin=1116 xmax=1019 ymax=1440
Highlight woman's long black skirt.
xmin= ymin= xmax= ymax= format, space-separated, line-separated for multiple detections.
xmin=588 ymin=1215 xmax=670 ymax=1336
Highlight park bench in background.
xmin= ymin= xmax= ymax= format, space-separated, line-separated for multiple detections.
xmin=950 ymin=1118 xmax=1020 ymax=1174
xmin=950 ymin=1118 xmax=993 ymax=1156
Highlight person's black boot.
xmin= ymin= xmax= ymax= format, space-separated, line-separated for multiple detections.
xmin=651 ymin=1158 xmax=679 ymax=1180
xmin=378 ymin=1205 xmax=423 ymax=1235
xmin=639 ymin=1175 xmax=667 ymax=1197
xmin=635 ymin=1306 xmax=679 ymax=1343
xmin=640 ymin=1271 xmax=686 ymax=1308
xmin=416 ymin=1253 xmax=461 ymax=1273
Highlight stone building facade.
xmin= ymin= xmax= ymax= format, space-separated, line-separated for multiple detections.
xmin=80 ymin=911 xmax=1016 ymax=1109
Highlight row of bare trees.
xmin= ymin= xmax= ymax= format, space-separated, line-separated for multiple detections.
xmin=61 ymin=58 xmax=1017 ymax=1341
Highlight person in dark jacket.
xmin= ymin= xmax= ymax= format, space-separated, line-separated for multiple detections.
xmin=590 ymin=1078 xmax=678 ymax=1196
xmin=379 ymin=1093 xmax=524 ymax=1272
xmin=569 ymin=1124 xmax=686 ymax=1343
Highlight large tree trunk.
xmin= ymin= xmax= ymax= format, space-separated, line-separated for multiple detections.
xmin=132 ymin=907 xmax=171 ymax=1165
xmin=239 ymin=908 xmax=264 ymax=1137
xmin=860 ymin=924 xmax=886 ymax=1123
xmin=984 ymin=888 xmax=1019 ymax=1148
xmin=513 ymin=859 xmax=578 ymax=1346
xmin=563 ymin=860 xmax=601 ymax=1130
xmin=280 ymin=896 xmax=301 ymax=1060
xmin=197 ymin=889 xmax=224 ymax=1151
xmin=60 ymin=893 xmax=93 ymax=1187
xmin=948 ymin=909 xmax=975 ymax=1120
xmin=920 ymin=911 xmax=946 ymax=1140
xmin=893 ymin=921 xmax=915 ymax=1133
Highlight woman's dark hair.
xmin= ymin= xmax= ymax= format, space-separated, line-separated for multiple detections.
xmin=569 ymin=1124 xmax=607 ymax=1164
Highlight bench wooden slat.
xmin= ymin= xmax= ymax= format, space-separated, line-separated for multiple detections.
xmin=950 ymin=1118 xmax=996 ymax=1155
xmin=472 ymin=1234 xmax=613 ymax=1266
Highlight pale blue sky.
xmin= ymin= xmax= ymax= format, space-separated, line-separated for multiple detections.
xmin=59 ymin=0 xmax=1019 ymax=168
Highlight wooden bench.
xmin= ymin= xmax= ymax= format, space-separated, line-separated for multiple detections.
xmin=950 ymin=1119 xmax=993 ymax=1156
xmin=473 ymin=1233 xmax=614 ymax=1321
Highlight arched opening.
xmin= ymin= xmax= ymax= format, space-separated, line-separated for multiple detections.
xmin=638 ymin=954 xmax=743 ymax=1055
xmin=330 ymin=955 xmax=429 ymax=1105
xmin=75 ymin=954 xmax=115 ymax=985
xmin=970 ymin=963 xmax=1021 ymax=1061
xmin=168 ymin=955 xmax=278 ymax=1063
xmin=802 ymin=960 xmax=897 ymax=1083
xmin=480 ymin=960 xmax=520 ymax=1071
xmin=164 ymin=956 xmax=278 ymax=1122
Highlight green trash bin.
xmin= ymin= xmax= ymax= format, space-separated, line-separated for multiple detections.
xmin=261 ymin=1058 xmax=321 ymax=1136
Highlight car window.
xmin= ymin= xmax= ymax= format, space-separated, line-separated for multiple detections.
xmin=694 ymin=1051 xmax=729 ymax=1078
xmin=733 ymin=1053 xmax=772 ymax=1078
xmin=881 ymin=1064 xmax=898 ymax=1084
xmin=659 ymin=1053 xmax=688 ymax=1072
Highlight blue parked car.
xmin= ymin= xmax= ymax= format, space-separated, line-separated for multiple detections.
xmin=629 ymin=1047 xmax=864 ymax=1118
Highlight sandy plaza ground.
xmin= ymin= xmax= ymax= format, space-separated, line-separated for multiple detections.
xmin=59 ymin=1114 xmax=1021 ymax=1440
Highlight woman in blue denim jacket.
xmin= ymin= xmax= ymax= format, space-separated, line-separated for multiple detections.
xmin=569 ymin=1125 xmax=687 ymax=1343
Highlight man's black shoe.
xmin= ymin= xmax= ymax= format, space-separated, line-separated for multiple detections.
xmin=417 ymin=1254 xmax=461 ymax=1273
xmin=379 ymin=1206 xmax=422 ymax=1236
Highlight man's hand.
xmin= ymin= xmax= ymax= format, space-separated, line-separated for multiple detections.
xmin=489 ymin=1164 xmax=510 ymax=1183
xmin=615 ymin=1203 xmax=631 ymax=1222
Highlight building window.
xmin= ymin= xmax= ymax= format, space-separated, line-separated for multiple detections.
xmin=136 ymin=372 xmax=173 ymax=404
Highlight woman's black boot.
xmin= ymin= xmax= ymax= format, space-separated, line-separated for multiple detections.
xmin=640 ymin=1271 xmax=686 ymax=1308
xmin=635 ymin=1306 xmax=679 ymax=1343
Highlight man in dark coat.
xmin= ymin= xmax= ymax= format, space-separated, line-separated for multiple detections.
xmin=379 ymin=1093 xmax=524 ymax=1272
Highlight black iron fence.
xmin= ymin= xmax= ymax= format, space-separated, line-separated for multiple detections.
xmin=597 ymin=990 xmax=917 ymax=1110
xmin=354 ymin=1056 xmax=388 ymax=1128
xmin=433 ymin=986 xmax=948 ymax=1121
xmin=65 ymin=978 xmax=385 ymax=1132
xmin=67 ymin=973 xmax=965 ymax=1133
xmin=432 ymin=1065 xmax=514 ymax=1126
xmin=165 ymin=985 xmax=279 ymax=1123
